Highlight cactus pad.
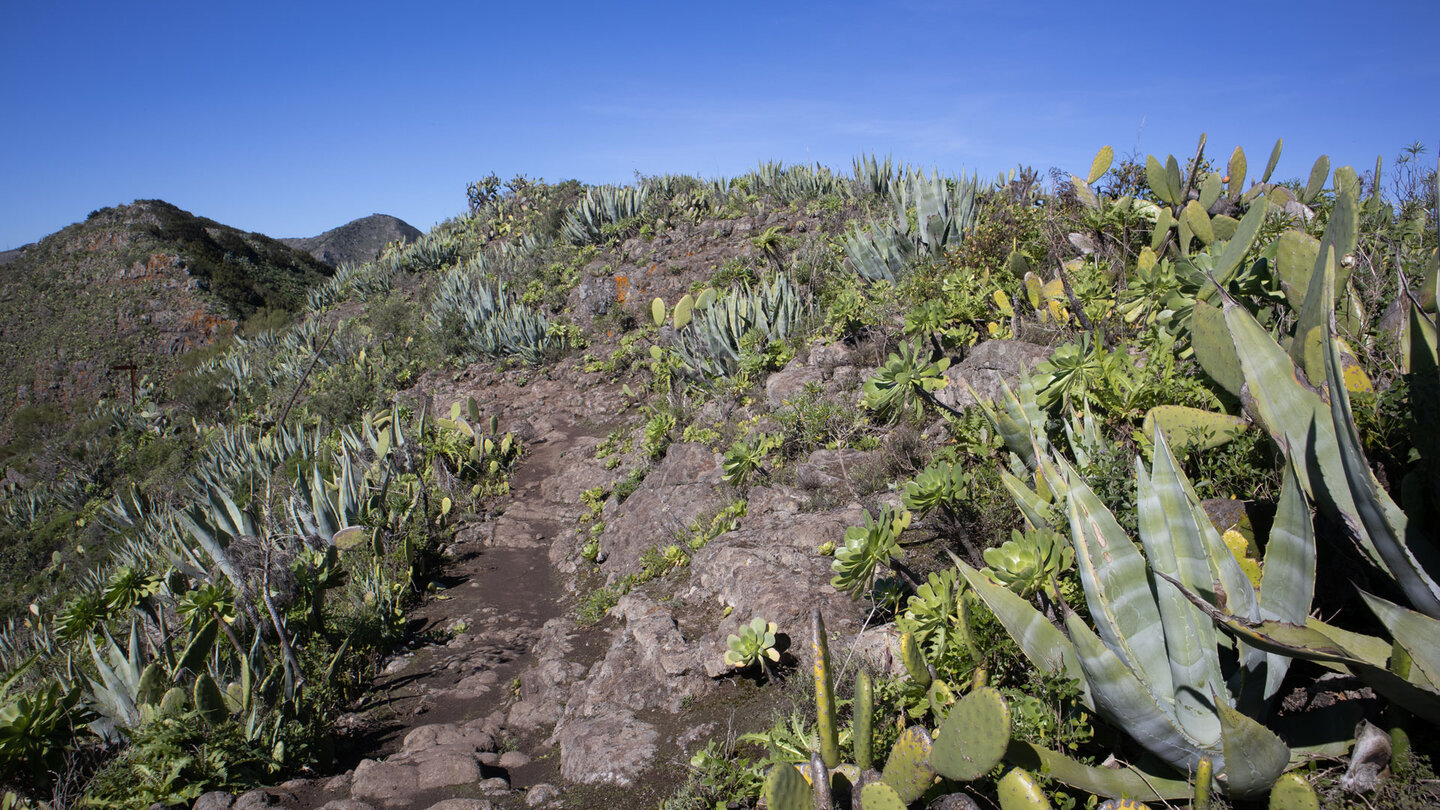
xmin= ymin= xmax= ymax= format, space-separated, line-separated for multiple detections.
xmin=1096 ymin=800 xmax=1148 ymax=810
xmin=1087 ymin=145 xmax=1114 ymax=186
xmin=899 ymin=631 xmax=932 ymax=688
xmin=997 ymin=767 xmax=1053 ymax=810
xmin=931 ymin=686 xmax=1010 ymax=782
xmin=860 ymin=780 xmax=908 ymax=810
xmin=159 ymin=686 xmax=188 ymax=717
xmin=881 ymin=725 xmax=936 ymax=804
xmin=136 ymin=661 xmax=166 ymax=706
xmin=1192 ymin=301 xmax=1243 ymax=397
xmin=1275 ymin=231 xmax=1320 ymax=309
xmin=1268 ymin=773 xmax=1319 ymax=810
xmin=762 ymin=762 xmax=809 ymax=810
xmin=812 ymin=608 xmax=840 ymax=768
xmin=673 ymin=294 xmax=695 ymax=329
xmin=193 ymin=672 xmax=227 ymax=726
xmin=855 ymin=669 xmax=874 ymax=771
xmin=1142 ymin=405 xmax=1248 ymax=455
xmin=651 ymin=297 xmax=666 ymax=327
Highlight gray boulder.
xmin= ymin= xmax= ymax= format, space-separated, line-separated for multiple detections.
xmin=935 ymin=340 xmax=1051 ymax=411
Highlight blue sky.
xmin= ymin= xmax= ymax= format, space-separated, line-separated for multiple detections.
xmin=2 ymin=0 xmax=1437 ymax=249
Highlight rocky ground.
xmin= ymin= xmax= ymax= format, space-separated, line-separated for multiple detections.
xmin=180 ymin=196 xmax=1062 ymax=810
xmin=181 ymin=328 xmax=1053 ymax=810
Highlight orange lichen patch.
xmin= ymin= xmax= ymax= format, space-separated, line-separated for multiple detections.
xmin=117 ymin=253 xmax=183 ymax=284
xmin=183 ymin=310 xmax=234 ymax=336
xmin=615 ymin=275 xmax=629 ymax=304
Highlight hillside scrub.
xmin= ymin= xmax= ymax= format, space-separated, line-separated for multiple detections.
xmin=0 ymin=140 xmax=1436 ymax=808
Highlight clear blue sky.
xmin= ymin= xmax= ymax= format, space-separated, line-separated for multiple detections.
xmin=3 ymin=1 xmax=1437 ymax=249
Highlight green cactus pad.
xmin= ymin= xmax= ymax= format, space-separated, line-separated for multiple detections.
xmin=899 ymin=631 xmax=932 ymax=688
xmin=762 ymin=762 xmax=809 ymax=810
xmin=136 ymin=661 xmax=167 ymax=706
xmin=881 ymin=725 xmax=936 ymax=804
xmin=855 ymin=669 xmax=874 ymax=771
xmin=931 ymin=686 xmax=1010 ymax=782
xmin=1199 ymin=172 xmax=1224 ymax=211
xmin=673 ymin=293 xmax=695 ymax=329
xmin=651 ymin=297 xmax=666 ymax=327
xmin=193 ymin=672 xmax=228 ymax=726
xmin=1194 ymin=756 xmax=1214 ymax=810
xmin=1184 ymin=201 xmax=1215 ymax=245
xmin=1212 ymin=213 xmax=1239 ymax=242
xmin=1151 ymin=207 xmax=1173 ymax=251
xmin=1275 ymin=230 xmax=1320 ymax=308
xmin=1142 ymin=405 xmax=1248 ymax=455
xmin=1302 ymin=155 xmax=1330 ymax=204
xmin=1227 ymin=146 xmax=1247 ymax=197
xmin=176 ymin=617 xmax=219 ymax=678
xmin=696 ymin=287 xmax=717 ymax=310
xmin=1192 ymin=301 xmax=1243 ymax=397
xmin=860 ymin=780 xmax=908 ymax=810
xmin=998 ymin=767 xmax=1053 ymax=810
xmin=1268 ymin=773 xmax=1319 ymax=810
xmin=159 ymin=686 xmax=188 ymax=717
xmin=1087 ymin=145 xmax=1114 ymax=186
xmin=812 ymin=609 xmax=841 ymax=768
xmin=1146 ymin=156 xmax=1175 ymax=205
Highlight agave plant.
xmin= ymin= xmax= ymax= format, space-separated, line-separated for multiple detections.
xmin=1157 ymin=253 xmax=1440 ymax=726
xmin=831 ymin=506 xmax=913 ymax=598
xmin=561 ymin=185 xmax=649 ymax=244
xmin=962 ymin=428 xmax=1315 ymax=798
xmin=669 ymin=275 xmax=807 ymax=379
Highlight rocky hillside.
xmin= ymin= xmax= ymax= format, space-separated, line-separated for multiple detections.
xmin=0 ymin=200 xmax=330 ymax=426
xmin=0 ymin=145 xmax=1437 ymax=810
xmin=282 ymin=213 xmax=422 ymax=267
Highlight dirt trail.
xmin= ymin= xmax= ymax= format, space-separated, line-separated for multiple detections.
xmin=262 ymin=419 xmax=609 ymax=810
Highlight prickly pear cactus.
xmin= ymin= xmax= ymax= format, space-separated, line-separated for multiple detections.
xmin=930 ymin=687 xmax=1010 ymax=782
xmin=881 ymin=725 xmax=936 ymax=805
xmin=651 ymin=297 xmax=666 ymax=327
xmin=855 ymin=669 xmax=874 ymax=771
xmin=762 ymin=761 xmax=809 ymax=810
xmin=1142 ymin=405 xmax=1248 ymax=454
xmin=899 ymin=631 xmax=931 ymax=688
xmin=1268 ymin=773 xmax=1319 ymax=810
xmin=136 ymin=661 xmax=167 ymax=706
xmin=997 ymin=767 xmax=1053 ymax=810
xmin=1193 ymin=756 xmax=1214 ymax=810
xmin=812 ymin=608 xmax=841 ymax=768
xmin=860 ymin=780 xmax=908 ymax=810
xmin=1191 ymin=300 xmax=1243 ymax=397
xmin=673 ymin=294 xmax=695 ymax=329
xmin=159 ymin=686 xmax=188 ymax=718
xmin=193 ymin=673 xmax=228 ymax=726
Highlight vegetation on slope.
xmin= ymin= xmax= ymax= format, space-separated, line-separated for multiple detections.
xmin=0 ymin=137 xmax=1435 ymax=809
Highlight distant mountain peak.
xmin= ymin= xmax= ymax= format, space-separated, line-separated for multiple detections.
xmin=282 ymin=213 xmax=422 ymax=267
